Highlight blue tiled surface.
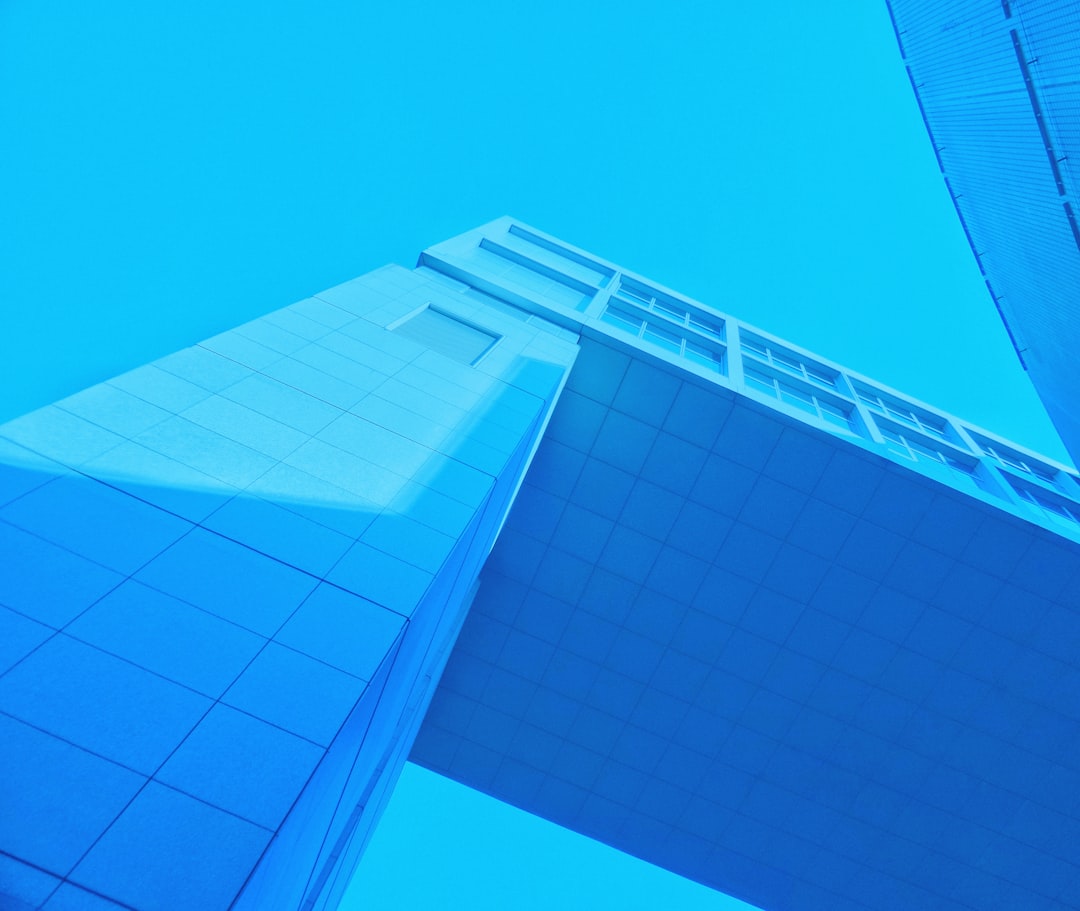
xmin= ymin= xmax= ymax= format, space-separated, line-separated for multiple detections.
xmin=0 ymin=604 xmax=53 ymax=675
xmin=0 ymin=252 xmax=577 ymax=911
xmin=0 ymin=713 xmax=145 ymax=876
xmin=157 ymin=704 xmax=324 ymax=829
xmin=0 ymin=635 xmax=211 ymax=774
xmin=205 ymin=492 xmax=354 ymax=576
xmin=70 ymin=783 xmax=272 ymax=911
xmin=223 ymin=642 xmax=368 ymax=746
xmin=0 ymin=438 xmax=69 ymax=507
xmin=82 ymin=441 xmax=237 ymax=523
xmin=414 ymin=331 xmax=1080 ymax=911
xmin=0 ymin=521 xmax=124 ymax=627
xmin=1 ymin=475 xmax=191 ymax=575
xmin=7 ymin=219 xmax=1080 ymax=911
xmin=134 ymin=527 xmax=319 ymax=637
xmin=276 ymin=582 xmax=404 ymax=679
xmin=42 ymin=883 xmax=130 ymax=910
xmin=0 ymin=851 xmax=62 ymax=910
xmin=66 ymin=580 xmax=265 ymax=697
xmin=0 ymin=406 xmax=125 ymax=467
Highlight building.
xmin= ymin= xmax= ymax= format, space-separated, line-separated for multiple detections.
xmin=2 ymin=218 xmax=1080 ymax=911
xmin=886 ymin=0 xmax=1080 ymax=466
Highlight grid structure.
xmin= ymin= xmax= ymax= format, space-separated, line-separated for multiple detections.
xmin=0 ymin=257 xmax=577 ymax=910
xmin=3 ymin=217 xmax=1080 ymax=911
xmin=415 ymin=335 xmax=1080 ymax=911
xmin=425 ymin=218 xmax=1080 ymax=543
xmin=412 ymin=219 xmax=1080 ymax=911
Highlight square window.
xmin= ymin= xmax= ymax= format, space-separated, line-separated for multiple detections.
xmin=642 ymin=323 xmax=682 ymax=354
xmin=391 ymin=306 xmax=499 ymax=365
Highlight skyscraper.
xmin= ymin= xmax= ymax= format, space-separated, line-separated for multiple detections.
xmin=2 ymin=218 xmax=1079 ymax=911
xmin=886 ymin=0 xmax=1080 ymax=466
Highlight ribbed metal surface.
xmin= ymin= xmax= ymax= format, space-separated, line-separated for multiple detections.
xmin=888 ymin=0 xmax=1080 ymax=466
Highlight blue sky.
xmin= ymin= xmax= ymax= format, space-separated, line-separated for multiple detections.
xmin=0 ymin=2 xmax=1070 ymax=910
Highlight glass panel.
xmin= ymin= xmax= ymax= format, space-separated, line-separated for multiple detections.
xmin=945 ymin=456 xmax=976 ymax=475
xmin=1035 ymin=490 xmax=1073 ymax=517
xmin=885 ymin=404 xmax=918 ymax=426
xmin=779 ymin=385 xmax=817 ymax=415
xmin=1031 ymin=463 xmax=1058 ymax=483
xmin=858 ymin=392 xmax=883 ymax=410
xmin=393 ymin=307 xmax=499 ymax=364
xmin=880 ymin=428 xmax=913 ymax=459
xmin=818 ymin=400 xmax=854 ymax=430
xmin=919 ymin=422 xmax=949 ymax=441
xmin=642 ymin=322 xmax=682 ymax=354
xmin=805 ymin=364 xmax=838 ymax=388
xmin=601 ymin=307 xmax=645 ymax=335
xmin=653 ymin=301 xmax=687 ymax=323
xmin=910 ymin=439 xmax=945 ymax=463
xmin=744 ymin=367 xmax=777 ymax=396
xmin=820 ymin=410 xmax=851 ymax=430
xmin=684 ymin=342 xmax=724 ymax=373
xmin=818 ymin=400 xmax=846 ymax=419
xmin=689 ymin=317 xmax=725 ymax=342
xmin=619 ymin=285 xmax=652 ymax=305
xmin=773 ymin=352 xmax=803 ymax=374
xmin=741 ymin=338 xmax=769 ymax=358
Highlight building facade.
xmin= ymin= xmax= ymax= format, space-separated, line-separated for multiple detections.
xmin=2 ymin=219 xmax=1080 ymax=910
xmin=886 ymin=0 xmax=1080 ymax=466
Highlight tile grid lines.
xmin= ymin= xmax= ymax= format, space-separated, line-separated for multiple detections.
xmin=4 ymin=276 xmax=552 ymax=898
xmin=0 ymin=429 xmax=420 ymax=832
xmin=0 ymin=519 xmax=373 ymax=741
xmin=212 ymin=321 xmax=518 ymax=513
xmin=442 ymin=399 xmax=1075 ymax=902
xmin=408 ymin=225 xmax=1080 ymax=902
xmin=432 ymin=703 xmax=932 ymax=911
xmin=434 ymin=664 xmax=1032 ymax=906
xmin=22 ymin=412 xmax=516 ymax=901
xmin=436 ymin=362 xmax=753 ymax=859
xmin=738 ymin=455 xmax=1080 ymax=719
xmin=2 ymin=543 xmax=409 ymax=901
xmin=478 ymin=470 xmax=1080 ymax=831
xmin=440 ymin=683 xmax=1038 ymax=911
xmin=405 ymin=433 xmax=575 ymax=799
xmin=445 ymin=352 xmax=689 ymax=789
xmin=736 ymin=546 xmax=1075 ymax=887
xmin=19 ymin=327 xmax=507 ymax=572
xmin=717 ymin=477 xmax=1080 ymax=876
xmin=33 ymin=858 xmax=142 ymax=911
xmin=3 ymin=634 xmax=278 ymax=874
xmin=0 ymin=457 xmax=420 ymax=637
xmin=244 ymin=622 xmax=412 ymax=911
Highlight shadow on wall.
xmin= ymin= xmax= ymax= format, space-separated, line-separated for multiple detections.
xmin=0 ymin=354 xmax=564 ymax=911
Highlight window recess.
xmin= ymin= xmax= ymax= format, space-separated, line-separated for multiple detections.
xmin=611 ymin=281 xmax=726 ymax=343
xmin=740 ymin=332 xmax=840 ymax=391
xmin=970 ymin=434 xmax=1062 ymax=487
xmin=876 ymin=421 xmax=999 ymax=495
xmin=390 ymin=305 xmax=499 ymax=365
xmin=854 ymin=385 xmax=953 ymax=443
xmin=600 ymin=297 xmax=726 ymax=374
xmin=1009 ymin=478 xmax=1080 ymax=530
xmin=743 ymin=363 xmax=860 ymax=435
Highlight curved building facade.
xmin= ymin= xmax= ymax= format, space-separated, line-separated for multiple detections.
xmin=886 ymin=0 xmax=1080 ymax=465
